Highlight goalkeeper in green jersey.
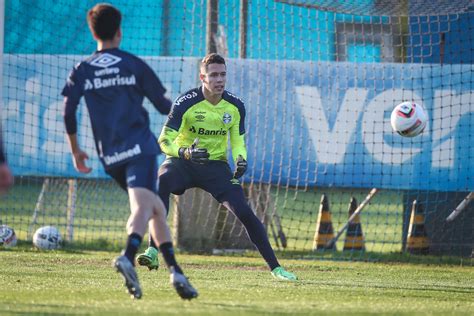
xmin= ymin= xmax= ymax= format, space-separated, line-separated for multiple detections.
xmin=137 ymin=53 xmax=297 ymax=281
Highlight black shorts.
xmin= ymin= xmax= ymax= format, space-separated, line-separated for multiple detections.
xmin=159 ymin=158 xmax=242 ymax=201
xmin=106 ymin=155 xmax=158 ymax=193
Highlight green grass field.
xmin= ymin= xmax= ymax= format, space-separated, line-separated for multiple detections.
xmin=0 ymin=247 xmax=472 ymax=315
xmin=2 ymin=177 xmax=472 ymax=315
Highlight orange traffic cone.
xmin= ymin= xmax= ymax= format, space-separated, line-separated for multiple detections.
xmin=406 ymin=200 xmax=429 ymax=254
xmin=313 ymin=194 xmax=336 ymax=251
xmin=343 ymin=197 xmax=365 ymax=251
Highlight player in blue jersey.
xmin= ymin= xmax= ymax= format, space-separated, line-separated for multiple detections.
xmin=62 ymin=3 xmax=197 ymax=300
xmin=137 ymin=53 xmax=297 ymax=281
xmin=0 ymin=125 xmax=14 ymax=195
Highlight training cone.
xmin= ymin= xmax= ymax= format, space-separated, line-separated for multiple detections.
xmin=343 ymin=197 xmax=365 ymax=251
xmin=313 ymin=194 xmax=336 ymax=251
xmin=406 ymin=200 xmax=429 ymax=254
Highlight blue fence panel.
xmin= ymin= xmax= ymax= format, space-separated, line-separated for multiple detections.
xmin=3 ymin=56 xmax=473 ymax=191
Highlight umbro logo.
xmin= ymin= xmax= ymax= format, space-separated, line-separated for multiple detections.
xmin=89 ymin=53 xmax=122 ymax=68
xmin=195 ymin=114 xmax=205 ymax=122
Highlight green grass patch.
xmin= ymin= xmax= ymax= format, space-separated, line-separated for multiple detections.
xmin=0 ymin=248 xmax=472 ymax=315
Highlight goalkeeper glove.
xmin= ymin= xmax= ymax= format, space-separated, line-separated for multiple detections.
xmin=233 ymin=155 xmax=247 ymax=179
xmin=178 ymin=138 xmax=209 ymax=164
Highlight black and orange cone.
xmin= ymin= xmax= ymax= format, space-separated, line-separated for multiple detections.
xmin=406 ymin=200 xmax=429 ymax=254
xmin=343 ymin=197 xmax=365 ymax=251
xmin=313 ymin=194 xmax=336 ymax=251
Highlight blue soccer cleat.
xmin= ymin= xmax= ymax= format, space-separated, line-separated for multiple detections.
xmin=113 ymin=255 xmax=142 ymax=299
xmin=170 ymin=267 xmax=198 ymax=300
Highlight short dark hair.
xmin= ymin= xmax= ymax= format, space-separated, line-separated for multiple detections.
xmin=87 ymin=3 xmax=121 ymax=41
xmin=200 ymin=53 xmax=226 ymax=72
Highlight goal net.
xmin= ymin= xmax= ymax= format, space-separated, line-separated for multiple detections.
xmin=1 ymin=0 xmax=473 ymax=259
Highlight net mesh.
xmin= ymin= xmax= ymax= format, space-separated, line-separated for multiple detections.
xmin=276 ymin=0 xmax=474 ymax=16
xmin=1 ymin=0 xmax=473 ymax=260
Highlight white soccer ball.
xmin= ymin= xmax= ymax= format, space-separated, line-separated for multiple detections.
xmin=391 ymin=101 xmax=427 ymax=137
xmin=0 ymin=224 xmax=17 ymax=248
xmin=33 ymin=226 xmax=62 ymax=250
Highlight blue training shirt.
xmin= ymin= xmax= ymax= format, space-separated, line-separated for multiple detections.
xmin=62 ymin=48 xmax=171 ymax=170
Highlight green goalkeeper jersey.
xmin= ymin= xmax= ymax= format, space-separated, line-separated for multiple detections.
xmin=159 ymin=87 xmax=247 ymax=163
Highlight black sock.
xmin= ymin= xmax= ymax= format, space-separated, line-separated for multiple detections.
xmin=159 ymin=242 xmax=183 ymax=274
xmin=220 ymin=191 xmax=281 ymax=271
xmin=124 ymin=233 xmax=142 ymax=266
xmin=148 ymin=233 xmax=158 ymax=249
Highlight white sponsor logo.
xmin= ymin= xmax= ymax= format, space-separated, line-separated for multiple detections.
xmin=103 ymin=144 xmax=142 ymax=165
xmin=174 ymin=91 xmax=198 ymax=106
xmin=89 ymin=53 xmax=122 ymax=68
xmin=94 ymin=67 xmax=120 ymax=76
xmin=84 ymin=80 xmax=93 ymax=90
xmin=226 ymin=91 xmax=244 ymax=103
xmin=84 ymin=75 xmax=136 ymax=90
xmin=296 ymin=86 xmax=472 ymax=168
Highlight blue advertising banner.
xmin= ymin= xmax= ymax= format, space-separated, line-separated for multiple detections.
xmin=2 ymin=56 xmax=473 ymax=191
xmin=226 ymin=59 xmax=473 ymax=191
